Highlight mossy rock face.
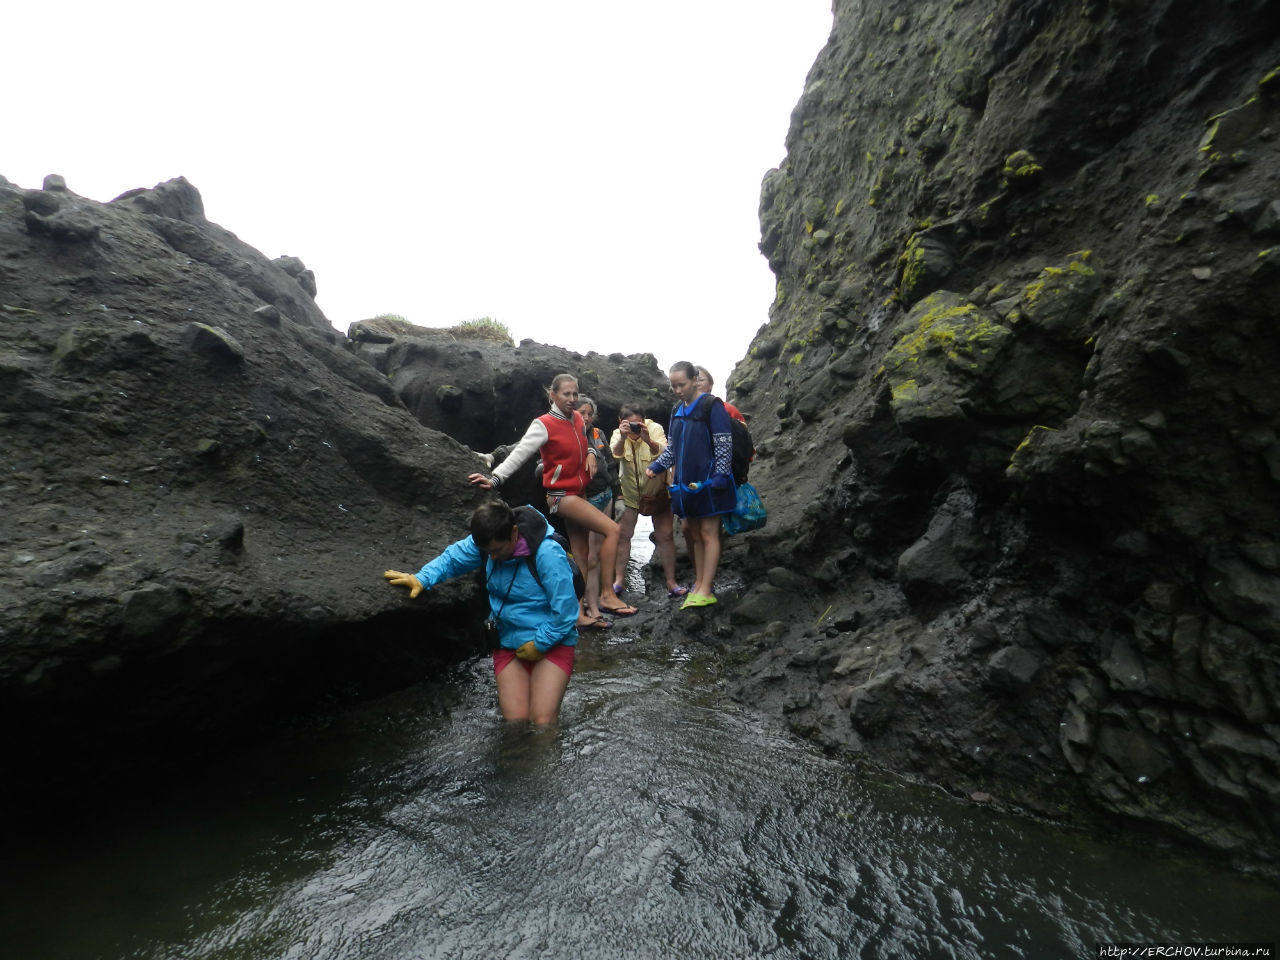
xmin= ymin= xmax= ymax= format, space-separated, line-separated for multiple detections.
xmin=1001 ymin=150 xmax=1044 ymax=191
xmin=1020 ymin=252 xmax=1102 ymax=341
xmin=883 ymin=291 xmax=1012 ymax=383
xmin=1254 ymin=246 xmax=1280 ymax=279
xmin=897 ymin=233 xmax=956 ymax=306
xmin=882 ymin=292 xmax=1013 ymax=441
xmin=888 ymin=376 xmax=970 ymax=440
xmin=1259 ymin=65 xmax=1280 ymax=101
xmin=947 ymin=65 xmax=986 ymax=109
xmin=1200 ymin=96 xmax=1270 ymax=153
xmin=802 ymin=195 xmax=828 ymax=230
xmin=728 ymin=0 xmax=1280 ymax=875
xmin=752 ymin=338 xmax=783 ymax=360
xmin=1005 ymin=424 xmax=1060 ymax=483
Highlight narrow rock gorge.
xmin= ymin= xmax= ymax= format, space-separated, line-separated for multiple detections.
xmin=3 ymin=0 xmax=1278 ymax=876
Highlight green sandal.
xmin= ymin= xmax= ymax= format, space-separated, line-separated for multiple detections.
xmin=680 ymin=593 xmax=718 ymax=609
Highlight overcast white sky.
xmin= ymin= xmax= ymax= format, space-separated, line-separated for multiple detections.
xmin=5 ymin=1 xmax=832 ymax=388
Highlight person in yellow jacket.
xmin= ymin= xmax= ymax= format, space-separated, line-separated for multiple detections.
xmin=610 ymin=403 xmax=686 ymax=598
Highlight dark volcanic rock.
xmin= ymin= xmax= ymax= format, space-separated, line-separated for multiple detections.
xmin=0 ymin=176 xmax=498 ymax=795
xmin=349 ymin=320 xmax=669 ymax=453
xmin=0 ymin=173 xmax=677 ymax=803
xmin=5 ymin=0 xmax=1280 ymax=882
xmin=728 ymin=1 xmax=1280 ymax=874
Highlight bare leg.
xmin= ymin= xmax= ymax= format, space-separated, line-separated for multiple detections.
xmin=558 ymin=496 xmax=631 ymax=613
xmin=692 ymin=516 xmax=721 ymax=598
xmin=562 ymin=517 xmax=601 ymax=624
xmin=495 ymin=658 xmax=531 ymax=721
xmin=651 ymin=508 xmax=679 ymax=591
xmin=686 ymin=521 xmax=706 ymax=595
xmin=528 ymin=658 xmax=571 ymax=725
xmin=587 ymin=526 xmax=604 ymax=598
xmin=596 ymin=530 xmax=612 ymax=596
xmin=614 ymin=506 xmax=638 ymax=588
xmin=682 ymin=518 xmax=699 ymax=587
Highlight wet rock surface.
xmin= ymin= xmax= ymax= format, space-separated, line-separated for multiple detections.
xmin=5 ymin=0 xmax=1280 ymax=878
xmin=0 ymin=174 xmax=662 ymax=798
xmin=349 ymin=319 xmax=668 ymax=455
xmin=723 ymin=0 xmax=1280 ymax=875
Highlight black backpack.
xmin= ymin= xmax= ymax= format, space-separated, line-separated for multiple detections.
xmin=683 ymin=395 xmax=754 ymax=485
xmin=507 ymin=505 xmax=586 ymax=600
xmin=728 ymin=418 xmax=753 ymax=485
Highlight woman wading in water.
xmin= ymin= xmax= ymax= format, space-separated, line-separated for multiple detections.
xmin=469 ymin=374 xmax=637 ymax=626
xmin=384 ymin=500 xmax=579 ymax=724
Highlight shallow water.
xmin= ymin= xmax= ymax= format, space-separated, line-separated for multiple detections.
xmin=3 ymin=523 xmax=1275 ymax=959
xmin=2 ymin=635 xmax=1275 ymax=960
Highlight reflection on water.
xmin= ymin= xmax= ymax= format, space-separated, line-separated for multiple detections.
xmin=1 ymin=642 xmax=1274 ymax=960
xmin=621 ymin=511 xmax=656 ymax=594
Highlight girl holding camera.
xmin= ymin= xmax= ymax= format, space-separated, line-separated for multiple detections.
xmin=610 ymin=403 xmax=684 ymax=598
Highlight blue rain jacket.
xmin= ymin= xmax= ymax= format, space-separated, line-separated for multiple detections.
xmin=413 ymin=514 xmax=579 ymax=652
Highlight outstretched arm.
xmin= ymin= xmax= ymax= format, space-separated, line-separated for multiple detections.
xmin=647 ymin=438 xmax=675 ymax=476
xmin=470 ymin=419 xmax=548 ymax=488
xmin=383 ymin=535 xmax=485 ymax=597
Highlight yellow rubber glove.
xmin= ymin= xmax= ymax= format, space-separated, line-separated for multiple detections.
xmin=384 ymin=569 xmax=423 ymax=599
xmin=515 ymin=641 xmax=544 ymax=662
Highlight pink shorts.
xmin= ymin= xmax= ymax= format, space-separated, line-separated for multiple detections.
xmin=493 ymin=643 xmax=576 ymax=677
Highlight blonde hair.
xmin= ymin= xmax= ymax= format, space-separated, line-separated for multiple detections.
xmin=547 ymin=373 xmax=578 ymax=401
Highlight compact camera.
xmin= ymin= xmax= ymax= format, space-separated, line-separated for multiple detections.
xmin=483 ymin=619 xmax=500 ymax=647
xmin=628 ymin=422 xmax=642 ymax=433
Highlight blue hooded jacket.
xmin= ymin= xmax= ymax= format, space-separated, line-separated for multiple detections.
xmin=413 ymin=512 xmax=579 ymax=652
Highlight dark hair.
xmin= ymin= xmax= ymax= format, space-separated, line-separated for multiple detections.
xmin=619 ymin=402 xmax=645 ymax=419
xmin=669 ymin=360 xmax=697 ymax=381
xmin=470 ymin=499 xmax=516 ymax=547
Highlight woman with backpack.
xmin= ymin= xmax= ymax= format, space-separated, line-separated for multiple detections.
xmin=383 ymin=499 xmax=579 ymax=724
xmin=646 ymin=361 xmax=736 ymax=609
xmin=468 ymin=374 xmax=637 ymax=627
xmin=695 ymin=367 xmax=745 ymax=423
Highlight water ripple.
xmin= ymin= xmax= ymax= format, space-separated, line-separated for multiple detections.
xmin=1 ymin=651 xmax=1274 ymax=960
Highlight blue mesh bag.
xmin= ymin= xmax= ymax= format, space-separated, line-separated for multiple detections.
xmin=721 ymin=482 xmax=767 ymax=535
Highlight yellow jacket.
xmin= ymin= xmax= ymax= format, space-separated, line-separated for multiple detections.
xmin=610 ymin=420 xmax=669 ymax=508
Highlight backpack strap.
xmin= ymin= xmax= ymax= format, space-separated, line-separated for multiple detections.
xmin=680 ymin=395 xmax=735 ymax=481
xmin=683 ymin=393 xmax=721 ymax=421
